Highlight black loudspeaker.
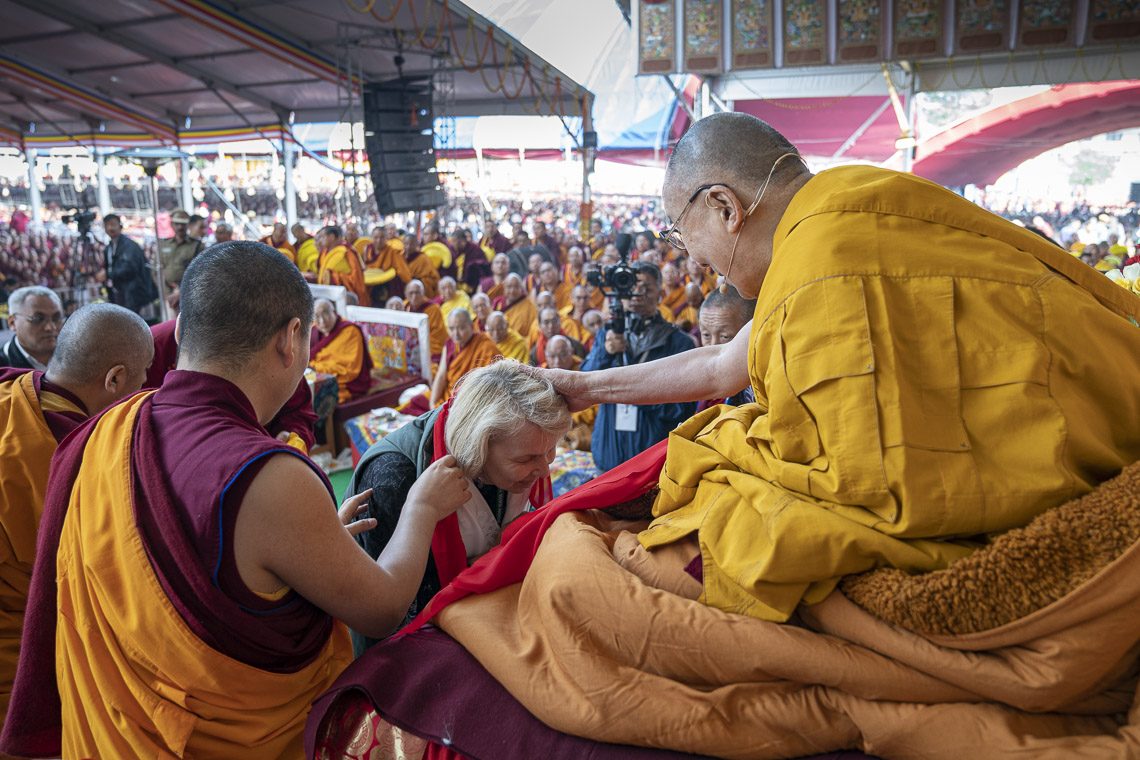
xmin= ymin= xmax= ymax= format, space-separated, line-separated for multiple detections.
xmin=1130 ymin=182 xmax=1140 ymax=204
xmin=363 ymin=79 xmax=446 ymax=215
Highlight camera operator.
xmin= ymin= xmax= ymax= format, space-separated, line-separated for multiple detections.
xmin=103 ymin=214 xmax=157 ymax=316
xmin=581 ymin=261 xmax=696 ymax=471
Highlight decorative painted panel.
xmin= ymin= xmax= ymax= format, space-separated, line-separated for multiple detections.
xmin=684 ymin=0 xmax=724 ymax=73
xmin=639 ymin=0 xmax=676 ymax=74
xmin=731 ymin=0 xmax=774 ymax=69
xmin=784 ymin=0 xmax=827 ymax=65
xmin=838 ymin=0 xmax=886 ymax=62
xmin=893 ymin=0 xmax=943 ymax=59
xmin=1018 ymin=0 xmax=1074 ymax=48
xmin=956 ymin=0 xmax=1009 ymax=53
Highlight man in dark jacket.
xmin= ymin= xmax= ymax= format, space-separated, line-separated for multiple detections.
xmin=103 ymin=214 xmax=157 ymax=315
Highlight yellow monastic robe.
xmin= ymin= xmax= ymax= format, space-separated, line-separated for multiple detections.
xmin=407 ymin=253 xmax=440 ymax=299
xmin=54 ymin=394 xmax=352 ymax=758
xmin=675 ymin=305 xmax=699 ymax=331
xmin=503 ymin=298 xmax=538 ymax=341
xmin=421 ymin=241 xmax=453 ymax=273
xmin=557 ymin=313 xmax=594 ymax=352
xmin=296 ymin=237 xmax=320 ymax=275
xmin=0 ymin=373 xmax=84 ymax=729
xmin=408 ymin=302 xmax=447 ymax=358
xmin=310 ymin=327 xmax=368 ymax=403
xmin=495 ymin=329 xmax=529 ymax=364
xmin=352 ymin=236 xmax=371 ymax=260
xmin=318 ymin=243 xmax=369 ymax=306
xmin=660 ymin=286 xmax=687 ymax=318
xmin=441 ymin=331 xmax=499 ymax=402
xmin=642 ymin=165 xmax=1140 ymax=622
xmin=440 ymin=291 xmax=473 ymax=320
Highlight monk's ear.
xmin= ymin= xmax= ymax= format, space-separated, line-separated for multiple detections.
xmin=174 ymin=314 xmax=182 ymax=345
xmin=276 ymin=317 xmax=304 ymax=368
xmin=705 ymin=186 xmax=747 ymax=233
xmin=104 ymin=364 xmax=128 ymax=394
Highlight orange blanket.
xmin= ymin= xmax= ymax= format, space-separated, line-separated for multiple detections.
xmin=434 ymin=462 xmax=1140 ymax=759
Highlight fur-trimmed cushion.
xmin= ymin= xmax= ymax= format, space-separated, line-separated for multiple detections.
xmin=842 ymin=461 xmax=1140 ymax=636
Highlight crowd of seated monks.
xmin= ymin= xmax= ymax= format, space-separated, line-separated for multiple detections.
xmin=1 ymin=112 xmax=1138 ymax=760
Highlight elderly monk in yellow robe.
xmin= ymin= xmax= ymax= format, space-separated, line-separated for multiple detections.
xmin=364 ymin=226 xmax=407 ymax=271
xmin=260 ymin=222 xmax=296 ymax=264
xmin=684 ymin=255 xmax=717 ymax=296
xmin=559 ymin=284 xmax=597 ymax=352
xmin=485 ymin=310 xmax=528 ymax=363
xmin=546 ymin=335 xmax=595 ymax=452
xmin=470 ymin=292 xmax=492 ymax=332
xmin=403 ymin=234 xmax=440 ymax=299
xmin=438 ymin=276 xmax=472 ymax=320
xmin=292 ymin=223 xmax=320 ymax=276
xmin=317 ymin=225 xmax=369 ymax=306
xmin=429 ymin=310 xmax=499 ymax=407
xmin=0 ymin=242 xmax=471 ymax=759
xmin=479 ymin=253 xmax=510 ymax=302
xmin=544 ymin=111 xmax=1140 ymax=623
xmin=309 ymin=299 xmax=373 ymax=403
xmin=659 ymin=262 xmax=688 ymax=319
xmin=404 ymin=279 xmax=448 ymax=360
xmin=494 ymin=273 xmax=538 ymax=339
xmin=0 ymin=304 xmax=152 ymax=735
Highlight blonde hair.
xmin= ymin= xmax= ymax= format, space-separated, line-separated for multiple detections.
xmin=445 ymin=361 xmax=570 ymax=478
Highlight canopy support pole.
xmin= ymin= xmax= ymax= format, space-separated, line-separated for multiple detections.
xmin=179 ymin=156 xmax=193 ymax=213
xmin=283 ymin=133 xmax=297 ymax=228
xmin=95 ymin=149 xmax=112 ymax=216
xmin=26 ymin=148 xmax=42 ymax=226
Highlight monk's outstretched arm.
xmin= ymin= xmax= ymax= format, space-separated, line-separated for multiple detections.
xmin=236 ymin=453 xmax=469 ymax=638
xmin=537 ymin=318 xmax=753 ymax=410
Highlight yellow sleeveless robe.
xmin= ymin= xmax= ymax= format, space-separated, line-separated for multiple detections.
xmin=0 ymin=373 xmax=82 ymax=729
xmin=55 ymin=393 xmax=352 ymax=758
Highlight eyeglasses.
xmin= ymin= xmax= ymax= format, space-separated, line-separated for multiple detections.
xmin=14 ymin=312 xmax=64 ymax=327
xmin=659 ymin=183 xmax=717 ymax=251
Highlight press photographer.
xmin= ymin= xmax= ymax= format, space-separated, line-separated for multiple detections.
xmin=580 ymin=258 xmax=697 ymax=471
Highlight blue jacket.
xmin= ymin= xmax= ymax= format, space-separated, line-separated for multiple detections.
xmin=581 ymin=318 xmax=697 ymax=471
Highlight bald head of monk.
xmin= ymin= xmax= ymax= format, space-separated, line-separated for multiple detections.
xmin=662 ymin=112 xmax=813 ymax=298
xmin=45 ymin=303 xmax=153 ymax=414
xmin=545 ymin=334 xmax=575 ymax=370
xmin=446 ymin=308 xmax=475 ymax=349
xmin=313 ymin=298 xmax=338 ymax=337
xmin=176 ymin=241 xmax=314 ymax=425
xmin=699 ymin=285 xmax=756 ymax=347
xmin=471 ymin=293 xmax=492 ymax=324
xmin=486 ymin=311 xmax=509 ymax=343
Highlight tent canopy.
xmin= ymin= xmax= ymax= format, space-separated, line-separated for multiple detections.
xmin=0 ymin=0 xmax=591 ymax=148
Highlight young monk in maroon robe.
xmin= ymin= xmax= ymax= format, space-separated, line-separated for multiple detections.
xmin=0 ymin=303 xmax=153 ymax=736
xmin=1 ymin=241 xmax=470 ymax=759
xmin=147 ymin=318 xmax=319 ymax=451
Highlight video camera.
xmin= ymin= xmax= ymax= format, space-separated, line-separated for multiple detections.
xmin=586 ymin=232 xmax=638 ymax=334
xmin=62 ymin=208 xmax=97 ymax=237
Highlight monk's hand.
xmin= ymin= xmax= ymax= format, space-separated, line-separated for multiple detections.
xmin=339 ymin=488 xmax=378 ymax=537
xmin=275 ymin=431 xmax=292 ymax=443
xmin=407 ymin=455 xmax=470 ymax=522
xmin=518 ymin=364 xmax=594 ymax=412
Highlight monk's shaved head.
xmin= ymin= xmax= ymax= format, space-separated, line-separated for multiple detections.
xmin=663 ymin=112 xmax=804 ymax=218
xmin=179 ymin=241 xmax=314 ymax=371
xmin=700 ymin=285 xmax=755 ymax=325
xmin=447 ymin=309 xmax=472 ymax=327
xmin=46 ymin=303 xmax=154 ymax=413
xmin=48 ymin=303 xmax=152 ymax=385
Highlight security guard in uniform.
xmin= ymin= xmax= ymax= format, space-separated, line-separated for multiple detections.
xmin=158 ymin=209 xmax=204 ymax=312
